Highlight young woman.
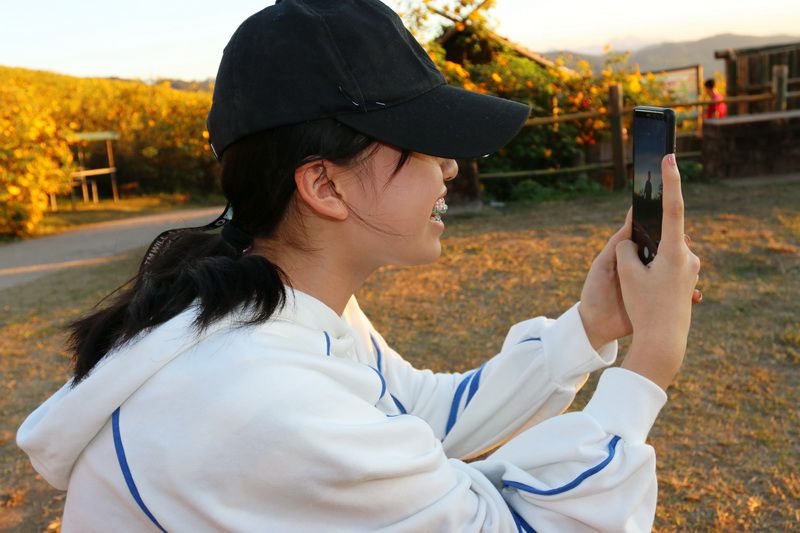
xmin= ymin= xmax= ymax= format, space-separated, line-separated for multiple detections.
xmin=18 ymin=1 xmax=701 ymax=531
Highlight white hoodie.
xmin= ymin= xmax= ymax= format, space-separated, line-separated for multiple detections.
xmin=18 ymin=287 xmax=666 ymax=532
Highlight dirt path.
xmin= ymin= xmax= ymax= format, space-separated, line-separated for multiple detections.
xmin=0 ymin=207 xmax=224 ymax=291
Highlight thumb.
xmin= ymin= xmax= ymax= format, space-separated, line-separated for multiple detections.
xmin=615 ymin=239 xmax=644 ymax=275
xmin=597 ymin=209 xmax=634 ymax=262
xmin=611 ymin=208 xmax=634 ymax=246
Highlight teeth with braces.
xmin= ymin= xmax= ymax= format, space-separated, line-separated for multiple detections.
xmin=431 ymin=197 xmax=448 ymax=222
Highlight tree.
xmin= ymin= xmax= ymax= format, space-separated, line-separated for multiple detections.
xmin=395 ymin=0 xmax=497 ymax=40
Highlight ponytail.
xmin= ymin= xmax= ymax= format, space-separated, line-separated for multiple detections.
xmin=68 ymin=118 xmax=411 ymax=384
xmin=69 ymin=230 xmax=288 ymax=383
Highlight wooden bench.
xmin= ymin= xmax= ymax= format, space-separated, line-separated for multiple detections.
xmin=48 ymin=131 xmax=121 ymax=211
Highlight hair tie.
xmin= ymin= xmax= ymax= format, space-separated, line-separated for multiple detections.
xmin=221 ymin=220 xmax=254 ymax=253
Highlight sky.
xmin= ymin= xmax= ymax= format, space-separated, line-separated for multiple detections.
xmin=2 ymin=0 xmax=799 ymax=81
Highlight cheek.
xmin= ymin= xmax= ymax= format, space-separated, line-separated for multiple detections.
xmin=377 ymin=208 xmax=425 ymax=236
xmin=375 ymin=188 xmax=431 ymax=227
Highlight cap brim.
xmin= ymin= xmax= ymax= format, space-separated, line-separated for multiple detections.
xmin=335 ymin=84 xmax=531 ymax=159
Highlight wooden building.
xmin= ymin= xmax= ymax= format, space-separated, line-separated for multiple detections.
xmin=438 ymin=25 xmax=557 ymax=69
xmin=715 ymin=41 xmax=800 ymax=114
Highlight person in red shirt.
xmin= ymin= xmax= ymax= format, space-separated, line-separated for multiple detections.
xmin=704 ymin=78 xmax=728 ymax=119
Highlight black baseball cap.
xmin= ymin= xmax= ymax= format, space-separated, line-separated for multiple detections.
xmin=207 ymin=0 xmax=531 ymax=161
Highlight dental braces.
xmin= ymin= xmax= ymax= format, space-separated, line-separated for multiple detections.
xmin=431 ymin=197 xmax=448 ymax=222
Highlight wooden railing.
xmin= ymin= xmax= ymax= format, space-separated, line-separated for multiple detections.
xmin=480 ymin=64 xmax=798 ymax=189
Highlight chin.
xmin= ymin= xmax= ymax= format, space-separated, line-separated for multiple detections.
xmin=418 ymin=242 xmax=443 ymax=264
xmin=394 ymin=243 xmax=442 ymax=267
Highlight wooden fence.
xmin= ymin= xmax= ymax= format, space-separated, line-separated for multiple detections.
xmin=479 ymin=65 xmax=800 ymax=189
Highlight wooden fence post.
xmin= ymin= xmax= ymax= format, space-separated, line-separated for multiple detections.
xmin=106 ymin=139 xmax=120 ymax=202
xmin=696 ymin=64 xmax=704 ymax=134
xmin=609 ymin=84 xmax=625 ymax=190
xmin=772 ymin=65 xmax=789 ymax=112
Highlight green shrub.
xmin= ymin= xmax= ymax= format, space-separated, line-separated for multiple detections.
xmin=507 ymin=175 xmax=605 ymax=203
xmin=678 ymin=160 xmax=703 ymax=182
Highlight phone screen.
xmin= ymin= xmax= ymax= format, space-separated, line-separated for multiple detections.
xmin=632 ymin=111 xmax=668 ymax=264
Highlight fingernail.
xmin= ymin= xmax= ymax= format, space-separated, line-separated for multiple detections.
xmin=666 ymin=153 xmax=676 ymax=167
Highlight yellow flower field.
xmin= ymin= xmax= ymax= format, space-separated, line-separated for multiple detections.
xmin=0 ymin=67 xmax=214 ymax=237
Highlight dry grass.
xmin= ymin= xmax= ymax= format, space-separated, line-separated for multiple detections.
xmin=1 ymin=180 xmax=798 ymax=531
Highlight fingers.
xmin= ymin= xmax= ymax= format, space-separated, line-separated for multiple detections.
xmin=615 ymin=239 xmax=645 ymax=275
xmin=692 ymin=289 xmax=703 ymax=304
xmin=660 ymin=153 xmax=685 ymax=254
xmin=683 ymin=234 xmax=703 ymax=304
xmin=608 ymin=208 xmax=633 ymax=247
xmin=594 ymin=209 xmax=634 ymax=264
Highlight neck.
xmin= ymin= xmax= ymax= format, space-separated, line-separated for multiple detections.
xmin=248 ymin=239 xmax=374 ymax=316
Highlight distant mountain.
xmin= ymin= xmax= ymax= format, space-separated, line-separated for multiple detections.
xmin=544 ymin=33 xmax=800 ymax=76
xmin=160 ymin=78 xmax=215 ymax=92
xmin=103 ymin=76 xmax=215 ymax=92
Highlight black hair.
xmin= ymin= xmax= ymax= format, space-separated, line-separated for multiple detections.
xmin=704 ymin=78 xmax=715 ymax=89
xmin=68 ymin=119 xmax=412 ymax=384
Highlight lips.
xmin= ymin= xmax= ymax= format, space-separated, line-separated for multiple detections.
xmin=430 ymin=197 xmax=448 ymax=222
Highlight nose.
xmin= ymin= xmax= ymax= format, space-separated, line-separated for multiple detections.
xmin=442 ymin=158 xmax=458 ymax=182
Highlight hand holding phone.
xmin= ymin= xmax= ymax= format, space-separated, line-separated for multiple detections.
xmin=577 ymin=105 xmax=700 ymax=354
xmin=616 ymin=154 xmax=702 ymax=390
xmin=632 ymin=106 xmax=676 ymax=264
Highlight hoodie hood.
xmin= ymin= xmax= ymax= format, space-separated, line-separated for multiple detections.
xmin=16 ymin=287 xmax=358 ymax=490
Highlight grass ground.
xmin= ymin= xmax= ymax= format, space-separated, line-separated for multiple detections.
xmin=1 ymin=180 xmax=798 ymax=531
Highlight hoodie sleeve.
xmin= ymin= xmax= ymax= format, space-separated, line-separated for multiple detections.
xmin=349 ymin=300 xmax=618 ymax=459
xmin=187 ymin=363 xmax=665 ymax=533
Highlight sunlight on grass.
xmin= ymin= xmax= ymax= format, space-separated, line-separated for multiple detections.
xmin=1 ymin=181 xmax=798 ymax=531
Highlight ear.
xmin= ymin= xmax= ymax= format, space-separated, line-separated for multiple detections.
xmin=294 ymin=160 xmax=349 ymax=221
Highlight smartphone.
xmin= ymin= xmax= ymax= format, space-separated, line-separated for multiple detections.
xmin=632 ymin=106 xmax=676 ymax=264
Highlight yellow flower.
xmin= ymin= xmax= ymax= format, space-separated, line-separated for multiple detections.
xmin=491 ymin=72 xmax=502 ymax=83
xmin=141 ymin=146 xmax=159 ymax=158
xmin=7 ymin=185 xmax=22 ymax=195
xmin=445 ymin=61 xmax=469 ymax=79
